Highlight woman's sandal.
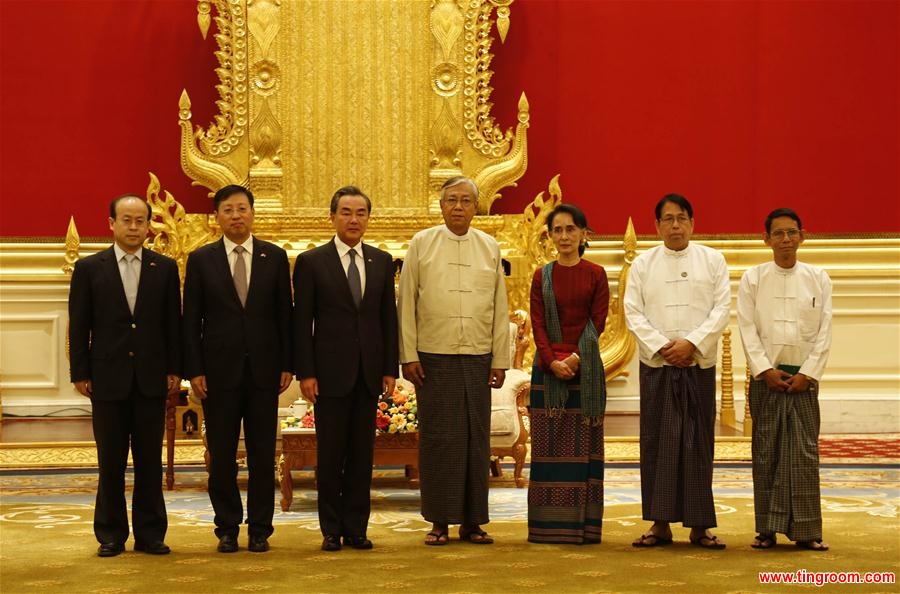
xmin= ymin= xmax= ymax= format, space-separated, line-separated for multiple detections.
xmin=751 ymin=534 xmax=776 ymax=549
xmin=690 ymin=534 xmax=727 ymax=549
xmin=796 ymin=539 xmax=829 ymax=551
xmin=632 ymin=533 xmax=673 ymax=547
xmin=424 ymin=531 xmax=449 ymax=546
xmin=459 ymin=528 xmax=494 ymax=544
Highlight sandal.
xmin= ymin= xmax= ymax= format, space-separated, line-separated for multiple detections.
xmin=632 ymin=533 xmax=673 ymax=547
xmin=424 ymin=531 xmax=448 ymax=546
xmin=751 ymin=534 xmax=776 ymax=549
xmin=459 ymin=528 xmax=494 ymax=544
xmin=796 ymin=539 xmax=829 ymax=551
xmin=690 ymin=534 xmax=726 ymax=549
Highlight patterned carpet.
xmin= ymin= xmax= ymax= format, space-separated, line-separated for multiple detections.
xmin=1 ymin=464 xmax=898 ymax=593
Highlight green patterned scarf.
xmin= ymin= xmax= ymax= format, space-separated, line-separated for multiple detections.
xmin=541 ymin=262 xmax=607 ymax=424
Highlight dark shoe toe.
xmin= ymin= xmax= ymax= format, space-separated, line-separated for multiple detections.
xmin=97 ymin=542 xmax=125 ymax=557
xmin=217 ymin=534 xmax=239 ymax=553
xmin=321 ymin=534 xmax=342 ymax=551
xmin=134 ymin=540 xmax=171 ymax=555
xmin=248 ymin=536 xmax=270 ymax=553
xmin=343 ymin=536 xmax=373 ymax=550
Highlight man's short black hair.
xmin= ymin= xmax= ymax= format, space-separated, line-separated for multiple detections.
xmin=213 ymin=184 xmax=254 ymax=211
xmin=764 ymin=207 xmax=802 ymax=234
xmin=655 ymin=193 xmax=693 ymax=221
xmin=330 ymin=186 xmax=372 ymax=214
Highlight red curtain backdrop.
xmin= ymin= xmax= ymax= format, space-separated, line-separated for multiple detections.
xmin=1 ymin=0 xmax=897 ymax=238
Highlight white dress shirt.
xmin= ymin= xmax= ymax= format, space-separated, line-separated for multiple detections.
xmin=624 ymin=242 xmax=731 ymax=368
xmin=737 ymin=260 xmax=833 ymax=381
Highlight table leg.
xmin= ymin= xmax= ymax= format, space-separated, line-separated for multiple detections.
xmin=278 ymin=454 xmax=294 ymax=512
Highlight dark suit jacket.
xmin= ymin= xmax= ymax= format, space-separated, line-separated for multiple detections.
xmin=183 ymin=237 xmax=292 ymax=390
xmin=293 ymin=239 xmax=399 ymax=397
xmin=68 ymin=246 xmax=181 ymax=400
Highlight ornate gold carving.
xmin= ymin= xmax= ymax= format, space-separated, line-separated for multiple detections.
xmin=720 ymin=328 xmax=736 ymax=427
xmin=180 ymin=1 xmax=527 ymax=217
xmin=491 ymin=0 xmax=514 ymax=43
xmin=430 ymin=0 xmax=464 ymax=60
xmin=179 ymin=0 xmax=250 ymax=193
xmin=145 ymin=173 xmax=220 ymax=281
xmin=197 ymin=1 xmax=212 ymax=39
xmin=63 ymin=217 xmax=80 ymax=276
xmin=599 ymin=217 xmax=637 ymax=381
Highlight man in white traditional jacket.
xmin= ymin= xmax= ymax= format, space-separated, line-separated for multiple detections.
xmin=737 ymin=207 xmax=832 ymax=552
xmin=625 ymin=193 xmax=730 ymax=550
xmin=398 ymin=176 xmax=510 ymax=546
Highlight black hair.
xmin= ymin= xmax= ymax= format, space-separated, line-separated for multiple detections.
xmin=213 ymin=184 xmax=254 ymax=210
xmin=547 ymin=203 xmax=590 ymax=257
xmin=655 ymin=193 xmax=693 ymax=221
xmin=330 ymin=186 xmax=372 ymax=214
xmin=764 ymin=207 xmax=802 ymax=234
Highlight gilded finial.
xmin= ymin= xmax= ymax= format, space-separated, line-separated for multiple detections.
xmin=63 ymin=216 xmax=80 ymax=275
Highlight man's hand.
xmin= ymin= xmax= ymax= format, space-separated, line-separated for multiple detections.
xmin=549 ymin=360 xmax=575 ymax=380
xmin=402 ymin=362 xmax=425 ymax=387
xmin=659 ymin=339 xmax=696 ymax=367
xmin=299 ymin=377 xmax=319 ymax=404
xmin=489 ymin=368 xmax=506 ymax=389
xmin=190 ymin=375 xmax=208 ymax=400
xmin=74 ymin=380 xmax=92 ymax=398
xmin=785 ymin=372 xmax=811 ymax=394
xmin=382 ymin=376 xmax=396 ymax=397
xmin=278 ymin=372 xmax=293 ymax=394
xmin=762 ymin=368 xmax=791 ymax=392
xmin=167 ymin=375 xmax=181 ymax=395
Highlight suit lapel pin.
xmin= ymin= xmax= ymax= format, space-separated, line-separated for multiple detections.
xmin=260 ymin=252 xmax=267 ymax=258
xmin=150 ymin=262 xmax=157 ymax=267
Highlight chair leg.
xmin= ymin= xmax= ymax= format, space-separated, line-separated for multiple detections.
xmin=512 ymin=443 xmax=527 ymax=488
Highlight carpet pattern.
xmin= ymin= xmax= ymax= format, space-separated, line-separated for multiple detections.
xmin=1 ymin=466 xmax=898 ymax=593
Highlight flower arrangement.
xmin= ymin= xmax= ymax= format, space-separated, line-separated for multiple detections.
xmin=280 ymin=381 xmax=417 ymax=435
xmin=376 ymin=382 xmax=417 ymax=434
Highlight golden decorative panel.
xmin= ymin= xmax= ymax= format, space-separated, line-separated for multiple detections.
xmin=180 ymin=0 xmax=527 ymax=216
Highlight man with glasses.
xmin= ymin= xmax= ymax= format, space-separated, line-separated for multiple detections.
xmin=398 ymin=176 xmax=510 ymax=546
xmin=624 ymin=193 xmax=730 ymax=550
xmin=737 ymin=208 xmax=832 ymax=551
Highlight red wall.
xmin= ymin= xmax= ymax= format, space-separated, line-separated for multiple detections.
xmin=1 ymin=0 xmax=897 ymax=238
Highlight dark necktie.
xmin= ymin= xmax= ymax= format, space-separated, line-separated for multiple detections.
xmin=233 ymin=245 xmax=248 ymax=307
xmin=347 ymin=248 xmax=362 ymax=307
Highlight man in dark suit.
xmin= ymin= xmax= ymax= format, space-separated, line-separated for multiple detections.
xmin=183 ymin=184 xmax=293 ymax=553
xmin=68 ymin=194 xmax=181 ymax=557
xmin=294 ymin=186 xmax=399 ymax=551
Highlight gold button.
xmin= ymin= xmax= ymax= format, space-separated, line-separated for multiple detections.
xmin=131 ymin=323 xmax=137 ymax=329
xmin=128 ymin=352 xmax=135 ymax=357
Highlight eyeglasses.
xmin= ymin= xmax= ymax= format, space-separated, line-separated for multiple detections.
xmin=658 ymin=214 xmax=691 ymax=226
xmin=442 ymin=197 xmax=475 ymax=207
xmin=769 ymin=228 xmax=800 ymax=240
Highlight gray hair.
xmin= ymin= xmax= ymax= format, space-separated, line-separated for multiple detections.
xmin=440 ymin=176 xmax=479 ymax=201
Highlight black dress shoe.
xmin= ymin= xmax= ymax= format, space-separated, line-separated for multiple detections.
xmin=217 ymin=534 xmax=239 ymax=553
xmin=248 ymin=536 xmax=270 ymax=553
xmin=134 ymin=540 xmax=171 ymax=555
xmin=343 ymin=536 xmax=373 ymax=550
xmin=97 ymin=542 xmax=125 ymax=557
xmin=321 ymin=534 xmax=342 ymax=551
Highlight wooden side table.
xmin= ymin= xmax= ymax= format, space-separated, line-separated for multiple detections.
xmin=278 ymin=430 xmax=420 ymax=512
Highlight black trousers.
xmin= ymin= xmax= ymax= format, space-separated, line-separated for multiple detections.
xmin=314 ymin=372 xmax=378 ymax=538
xmin=202 ymin=362 xmax=278 ymax=539
xmin=91 ymin=387 xmax=167 ymax=545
